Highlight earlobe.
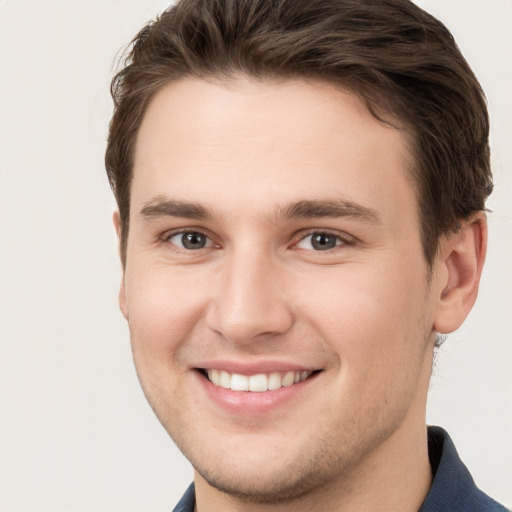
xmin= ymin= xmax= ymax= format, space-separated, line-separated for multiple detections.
xmin=433 ymin=213 xmax=487 ymax=334
xmin=112 ymin=211 xmax=129 ymax=320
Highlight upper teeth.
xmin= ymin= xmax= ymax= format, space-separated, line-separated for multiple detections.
xmin=206 ymin=369 xmax=312 ymax=392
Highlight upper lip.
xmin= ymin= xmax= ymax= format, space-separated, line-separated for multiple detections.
xmin=194 ymin=359 xmax=320 ymax=375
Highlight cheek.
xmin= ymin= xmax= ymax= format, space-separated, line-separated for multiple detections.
xmin=297 ymin=264 xmax=411 ymax=330
xmin=123 ymin=267 xmax=208 ymax=425
xmin=296 ymin=263 xmax=431 ymax=373
xmin=124 ymin=263 xmax=210 ymax=357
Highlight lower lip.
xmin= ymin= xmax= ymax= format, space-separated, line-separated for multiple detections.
xmin=196 ymin=371 xmax=319 ymax=415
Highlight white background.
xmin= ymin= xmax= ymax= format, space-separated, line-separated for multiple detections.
xmin=0 ymin=1 xmax=510 ymax=510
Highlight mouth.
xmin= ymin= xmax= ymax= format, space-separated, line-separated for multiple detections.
xmin=197 ymin=368 xmax=321 ymax=392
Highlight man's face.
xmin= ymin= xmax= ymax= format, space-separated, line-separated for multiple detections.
xmin=120 ymin=77 xmax=441 ymax=501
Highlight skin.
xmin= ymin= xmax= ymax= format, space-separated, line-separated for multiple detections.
xmin=115 ymin=77 xmax=486 ymax=511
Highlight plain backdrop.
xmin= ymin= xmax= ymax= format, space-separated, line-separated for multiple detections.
xmin=0 ymin=1 xmax=510 ymax=511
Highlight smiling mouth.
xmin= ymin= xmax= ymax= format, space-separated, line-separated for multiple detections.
xmin=198 ymin=369 xmax=321 ymax=392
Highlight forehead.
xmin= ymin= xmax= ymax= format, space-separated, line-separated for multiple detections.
xmin=132 ymin=76 xmax=416 ymax=224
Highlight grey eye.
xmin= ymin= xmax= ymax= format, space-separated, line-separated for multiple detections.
xmin=169 ymin=231 xmax=211 ymax=250
xmin=311 ymin=233 xmax=338 ymax=250
xmin=297 ymin=232 xmax=342 ymax=251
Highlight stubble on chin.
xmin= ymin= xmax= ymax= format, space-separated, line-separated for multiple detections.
xmin=185 ymin=417 xmax=393 ymax=506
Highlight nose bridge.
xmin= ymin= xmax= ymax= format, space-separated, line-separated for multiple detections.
xmin=206 ymin=245 xmax=293 ymax=344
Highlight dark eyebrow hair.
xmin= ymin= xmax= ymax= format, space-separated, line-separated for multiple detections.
xmin=139 ymin=196 xmax=380 ymax=224
xmin=276 ymin=199 xmax=380 ymax=223
xmin=139 ymin=196 xmax=213 ymax=220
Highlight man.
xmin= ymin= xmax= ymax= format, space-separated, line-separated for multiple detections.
xmin=105 ymin=0 xmax=508 ymax=510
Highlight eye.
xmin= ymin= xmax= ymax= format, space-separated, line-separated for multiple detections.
xmin=296 ymin=232 xmax=345 ymax=251
xmin=167 ymin=231 xmax=213 ymax=250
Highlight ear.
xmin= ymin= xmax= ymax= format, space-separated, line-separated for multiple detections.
xmin=433 ymin=213 xmax=487 ymax=334
xmin=113 ymin=211 xmax=128 ymax=320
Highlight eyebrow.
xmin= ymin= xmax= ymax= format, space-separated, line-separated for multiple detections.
xmin=276 ymin=199 xmax=380 ymax=224
xmin=140 ymin=196 xmax=214 ymax=220
xmin=139 ymin=196 xmax=380 ymax=224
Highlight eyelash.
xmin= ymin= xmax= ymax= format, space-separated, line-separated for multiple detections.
xmin=162 ymin=230 xmax=217 ymax=251
xmin=161 ymin=228 xmax=354 ymax=253
xmin=293 ymin=230 xmax=354 ymax=252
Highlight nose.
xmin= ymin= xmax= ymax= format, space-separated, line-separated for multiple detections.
xmin=205 ymin=250 xmax=294 ymax=345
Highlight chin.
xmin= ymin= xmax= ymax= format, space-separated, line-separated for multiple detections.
xmin=195 ymin=458 xmax=333 ymax=505
xmin=176 ymin=424 xmax=354 ymax=505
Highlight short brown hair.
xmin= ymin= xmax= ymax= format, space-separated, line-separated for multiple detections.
xmin=106 ymin=0 xmax=491 ymax=267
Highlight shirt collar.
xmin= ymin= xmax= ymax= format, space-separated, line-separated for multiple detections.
xmin=419 ymin=426 xmax=507 ymax=511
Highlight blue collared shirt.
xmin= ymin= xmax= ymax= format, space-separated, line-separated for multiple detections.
xmin=173 ymin=426 xmax=508 ymax=511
